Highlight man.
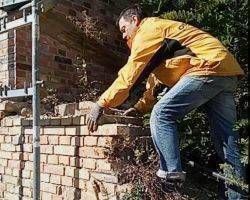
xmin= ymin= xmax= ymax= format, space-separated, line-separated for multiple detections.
xmin=87 ymin=5 xmax=245 ymax=199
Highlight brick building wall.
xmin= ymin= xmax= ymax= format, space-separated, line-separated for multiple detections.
xmin=0 ymin=0 xmax=130 ymax=92
xmin=0 ymin=113 xmax=149 ymax=200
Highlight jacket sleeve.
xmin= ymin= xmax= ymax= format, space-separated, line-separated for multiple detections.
xmin=97 ymin=26 xmax=164 ymax=108
xmin=134 ymin=74 xmax=160 ymax=113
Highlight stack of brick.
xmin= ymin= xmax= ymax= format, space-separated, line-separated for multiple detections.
xmin=0 ymin=114 xmax=150 ymax=200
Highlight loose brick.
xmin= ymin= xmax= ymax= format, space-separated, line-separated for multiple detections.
xmin=54 ymin=145 xmax=76 ymax=156
xmin=84 ymin=136 xmax=97 ymax=146
xmin=43 ymin=164 xmax=64 ymax=175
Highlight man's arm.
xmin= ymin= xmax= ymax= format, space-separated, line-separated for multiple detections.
xmin=97 ymin=26 xmax=164 ymax=108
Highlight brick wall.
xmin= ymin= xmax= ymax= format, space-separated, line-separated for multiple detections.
xmin=0 ymin=0 xmax=130 ymax=91
xmin=0 ymin=115 xmax=150 ymax=200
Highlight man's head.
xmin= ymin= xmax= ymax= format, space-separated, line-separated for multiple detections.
xmin=117 ymin=5 xmax=146 ymax=42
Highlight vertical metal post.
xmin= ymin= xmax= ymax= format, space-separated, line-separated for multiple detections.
xmin=32 ymin=0 xmax=40 ymax=199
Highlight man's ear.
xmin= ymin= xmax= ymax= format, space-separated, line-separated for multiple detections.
xmin=132 ymin=15 xmax=140 ymax=26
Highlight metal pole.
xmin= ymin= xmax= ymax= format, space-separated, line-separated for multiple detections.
xmin=32 ymin=0 xmax=40 ymax=199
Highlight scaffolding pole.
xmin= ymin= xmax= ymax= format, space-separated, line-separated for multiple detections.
xmin=31 ymin=0 xmax=40 ymax=199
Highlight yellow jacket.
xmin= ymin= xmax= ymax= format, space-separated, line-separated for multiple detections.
xmin=97 ymin=17 xmax=244 ymax=113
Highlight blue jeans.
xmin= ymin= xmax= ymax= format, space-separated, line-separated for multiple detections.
xmin=150 ymin=75 xmax=245 ymax=199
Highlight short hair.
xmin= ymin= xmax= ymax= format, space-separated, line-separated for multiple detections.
xmin=116 ymin=4 xmax=147 ymax=27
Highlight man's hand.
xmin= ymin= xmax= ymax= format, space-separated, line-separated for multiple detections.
xmin=123 ymin=107 xmax=140 ymax=117
xmin=87 ymin=103 xmax=104 ymax=132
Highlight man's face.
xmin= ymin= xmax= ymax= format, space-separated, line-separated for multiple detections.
xmin=119 ymin=16 xmax=139 ymax=41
